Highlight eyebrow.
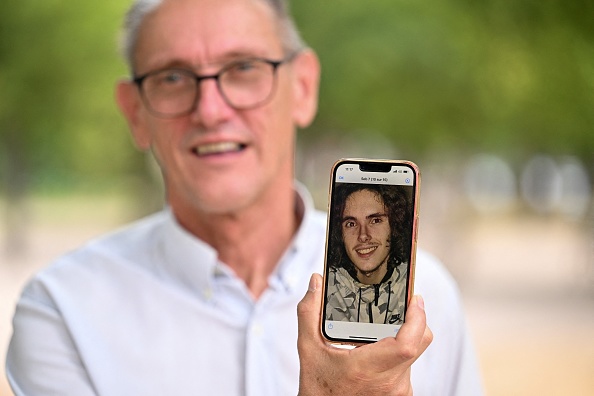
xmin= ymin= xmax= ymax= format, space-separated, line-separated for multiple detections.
xmin=135 ymin=59 xmax=194 ymax=76
xmin=145 ymin=49 xmax=276 ymax=71
xmin=155 ymin=59 xmax=194 ymax=70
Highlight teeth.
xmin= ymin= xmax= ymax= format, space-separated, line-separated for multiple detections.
xmin=357 ymin=246 xmax=377 ymax=255
xmin=195 ymin=142 xmax=244 ymax=156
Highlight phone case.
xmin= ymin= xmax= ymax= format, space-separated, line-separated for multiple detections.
xmin=320 ymin=158 xmax=420 ymax=345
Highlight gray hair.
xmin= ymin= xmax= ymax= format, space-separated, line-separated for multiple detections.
xmin=120 ymin=0 xmax=306 ymax=73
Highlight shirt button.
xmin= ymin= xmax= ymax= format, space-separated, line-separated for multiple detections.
xmin=202 ymin=289 xmax=213 ymax=300
xmin=251 ymin=323 xmax=263 ymax=337
xmin=285 ymin=274 xmax=297 ymax=289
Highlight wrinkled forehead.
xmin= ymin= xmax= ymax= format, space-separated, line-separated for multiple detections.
xmin=133 ymin=0 xmax=284 ymax=70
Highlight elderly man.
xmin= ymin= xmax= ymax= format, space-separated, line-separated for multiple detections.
xmin=6 ymin=0 xmax=482 ymax=395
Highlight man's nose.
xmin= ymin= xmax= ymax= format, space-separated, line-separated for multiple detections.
xmin=358 ymin=224 xmax=371 ymax=242
xmin=190 ymin=78 xmax=233 ymax=127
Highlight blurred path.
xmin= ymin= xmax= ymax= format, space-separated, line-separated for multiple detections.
xmin=421 ymin=214 xmax=594 ymax=395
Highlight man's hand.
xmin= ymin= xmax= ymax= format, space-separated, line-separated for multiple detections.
xmin=297 ymin=273 xmax=433 ymax=396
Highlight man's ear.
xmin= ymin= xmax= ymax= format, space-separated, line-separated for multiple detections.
xmin=115 ymin=80 xmax=152 ymax=150
xmin=291 ymin=49 xmax=321 ymax=128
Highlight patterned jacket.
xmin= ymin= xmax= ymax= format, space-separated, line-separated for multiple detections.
xmin=325 ymin=264 xmax=408 ymax=324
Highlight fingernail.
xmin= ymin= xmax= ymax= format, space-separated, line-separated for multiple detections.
xmin=416 ymin=295 xmax=425 ymax=310
xmin=308 ymin=274 xmax=318 ymax=292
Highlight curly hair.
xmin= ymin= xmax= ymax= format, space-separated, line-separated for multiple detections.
xmin=328 ymin=183 xmax=413 ymax=279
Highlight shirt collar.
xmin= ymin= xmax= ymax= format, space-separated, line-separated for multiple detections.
xmin=157 ymin=182 xmax=324 ymax=298
xmin=159 ymin=207 xmax=219 ymax=300
xmin=271 ymin=182 xmax=326 ymax=293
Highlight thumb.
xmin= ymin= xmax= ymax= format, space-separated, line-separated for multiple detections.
xmin=297 ymin=273 xmax=324 ymax=346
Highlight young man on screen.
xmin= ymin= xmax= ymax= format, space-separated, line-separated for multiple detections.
xmin=326 ymin=184 xmax=411 ymax=324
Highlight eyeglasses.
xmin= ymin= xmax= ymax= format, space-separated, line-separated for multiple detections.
xmin=133 ymin=53 xmax=298 ymax=118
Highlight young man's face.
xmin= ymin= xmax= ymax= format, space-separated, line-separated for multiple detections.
xmin=341 ymin=189 xmax=391 ymax=284
xmin=117 ymin=0 xmax=319 ymax=217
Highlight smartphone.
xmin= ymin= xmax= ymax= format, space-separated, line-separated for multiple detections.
xmin=321 ymin=159 xmax=420 ymax=345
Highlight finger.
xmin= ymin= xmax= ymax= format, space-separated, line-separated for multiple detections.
xmin=397 ymin=295 xmax=427 ymax=339
xmin=419 ymin=323 xmax=434 ymax=356
xmin=363 ymin=295 xmax=430 ymax=364
xmin=297 ymin=273 xmax=324 ymax=347
xmin=393 ymin=295 xmax=430 ymax=360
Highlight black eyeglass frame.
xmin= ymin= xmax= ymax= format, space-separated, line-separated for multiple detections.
xmin=132 ymin=52 xmax=300 ymax=118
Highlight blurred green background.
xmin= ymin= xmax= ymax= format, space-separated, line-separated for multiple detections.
xmin=1 ymin=0 xmax=594 ymax=395
xmin=1 ymin=0 xmax=593 ymax=199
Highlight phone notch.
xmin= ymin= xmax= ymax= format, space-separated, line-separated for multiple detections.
xmin=358 ymin=163 xmax=392 ymax=173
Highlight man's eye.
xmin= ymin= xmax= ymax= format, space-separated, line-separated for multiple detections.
xmin=370 ymin=217 xmax=382 ymax=224
xmin=151 ymin=70 xmax=190 ymax=86
xmin=165 ymin=74 xmax=181 ymax=82
xmin=226 ymin=60 xmax=267 ymax=79
xmin=162 ymin=71 xmax=186 ymax=83
xmin=232 ymin=60 xmax=257 ymax=72
xmin=343 ymin=221 xmax=356 ymax=229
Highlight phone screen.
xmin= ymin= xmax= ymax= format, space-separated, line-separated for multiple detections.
xmin=322 ymin=159 xmax=419 ymax=344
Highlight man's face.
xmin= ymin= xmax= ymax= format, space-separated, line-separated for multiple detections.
xmin=117 ymin=0 xmax=319 ymax=217
xmin=341 ymin=189 xmax=391 ymax=283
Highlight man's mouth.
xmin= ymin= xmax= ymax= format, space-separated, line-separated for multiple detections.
xmin=356 ymin=246 xmax=377 ymax=255
xmin=193 ymin=142 xmax=247 ymax=156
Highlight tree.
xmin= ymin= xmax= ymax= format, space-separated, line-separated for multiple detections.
xmin=292 ymin=0 xmax=594 ymax=166
xmin=0 ymin=0 xmax=134 ymax=256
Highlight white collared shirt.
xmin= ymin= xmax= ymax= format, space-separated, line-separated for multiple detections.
xmin=6 ymin=186 xmax=482 ymax=396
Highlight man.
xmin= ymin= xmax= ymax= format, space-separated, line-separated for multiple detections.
xmin=6 ymin=0 xmax=483 ymax=395
xmin=326 ymin=184 xmax=411 ymax=324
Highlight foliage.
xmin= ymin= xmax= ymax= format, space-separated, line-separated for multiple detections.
xmin=0 ymin=0 xmax=137 ymax=192
xmin=292 ymin=0 xmax=594 ymax=164
xmin=1 ymin=0 xmax=593 ymax=194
